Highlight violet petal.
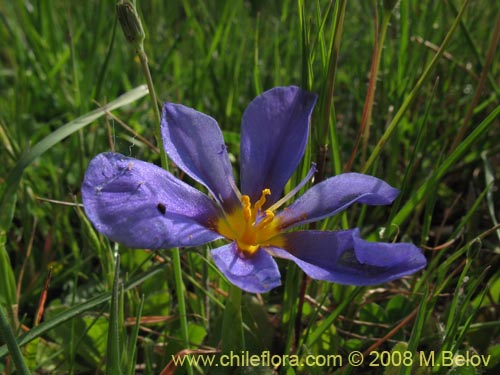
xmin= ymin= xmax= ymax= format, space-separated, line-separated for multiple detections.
xmin=268 ymin=229 xmax=426 ymax=285
xmin=82 ymin=152 xmax=221 ymax=249
xmin=161 ymin=103 xmax=239 ymax=209
xmin=211 ymin=243 xmax=282 ymax=293
xmin=240 ymin=86 xmax=317 ymax=207
xmin=277 ymin=173 xmax=399 ymax=228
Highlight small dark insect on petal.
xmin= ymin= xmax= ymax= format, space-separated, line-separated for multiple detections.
xmin=157 ymin=203 xmax=166 ymax=214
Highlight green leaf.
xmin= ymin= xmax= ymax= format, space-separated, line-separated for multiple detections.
xmin=221 ymin=284 xmax=244 ymax=354
xmin=390 ymin=104 xmax=500 ymax=232
xmin=43 ymin=302 xmax=108 ymax=367
xmin=0 ymin=300 xmax=31 ymax=374
xmin=0 ymin=263 xmax=163 ymax=359
xmin=188 ymin=323 xmax=207 ymax=347
xmin=0 ymin=85 xmax=148 ymax=240
xmin=0 ymin=244 xmax=16 ymax=311
xmin=125 ymin=295 xmax=144 ymax=375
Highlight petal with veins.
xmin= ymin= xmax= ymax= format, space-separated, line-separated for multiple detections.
xmin=268 ymin=229 xmax=426 ymax=285
xmin=82 ymin=152 xmax=221 ymax=249
xmin=277 ymin=173 xmax=399 ymax=229
xmin=212 ymin=243 xmax=281 ymax=293
xmin=240 ymin=86 xmax=317 ymax=207
xmin=161 ymin=103 xmax=239 ymax=209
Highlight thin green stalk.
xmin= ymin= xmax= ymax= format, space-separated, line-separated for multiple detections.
xmin=116 ymin=3 xmax=192 ymax=374
xmin=136 ymin=47 xmax=169 ymax=170
xmin=0 ymin=302 xmax=31 ymax=374
xmin=387 ymin=76 xmax=440 ymax=228
xmin=126 ymin=295 xmax=144 ymax=375
xmin=291 ymin=0 xmax=348 ymax=349
xmin=253 ymin=14 xmax=262 ymax=95
xmin=362 ymin=0 xmax=471 ymax=174
xmin=116 ymin=0 xmax=164 ymax=166
xmin=69 ymin=274 xmax=78 ymax=375
xmin=396 ymin=0 xmax=410 ymax=95
xmin=106 ymin=254 xmax=122 ymax=375
xmin=171 ymin=249 xmax=192 ymax=352
xmin=137 ymin=33 xmax=194 ymax=375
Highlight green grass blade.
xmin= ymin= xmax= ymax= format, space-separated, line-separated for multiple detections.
xmin=0 ymin=243 xmax=17 ymax=313
xmin=451 ymin=272 xmax=490 ymax=353
xmin=305 ymin=287 xmax=362 ymax=348
xmin=0 ymin=85 xmax=148 ymax=237
xmin=321 ymin=0 xmax=346 ymax=176
xmin=435 ymin=252 xmax=490 ymax=366
xmin=171 ymin=249 xmax=194 ymax=375
xmin=125 ymin=294 xmax=144 ymax=375
xmin=106 ymin=254 xmax=122 ymax=375
xmin=398 ymin=287 xmax=430 ymax=375
xmin=0 ymin=85 xmax=147 ymax=367
xmin=0 ymin=302 xmax=31 ymax=374
xmin=396 ymin=0 xmax=410 ymax=95
xmin=390 ymin=104 xmax=500 ymax=232
xmin=0 ymin=263 xmax=163 ymax=359
xmin=447 ymin=0 xmax=499 ymax=96
xmin=387 ymin=76 xmax=440 ymax=227
xmin=221 ymin=284 xmax=244 ymax=353
xmin=282 ymin=263 xmax=300 ymax=355
xmin=450 ymin=181 xmax=494 ymax=240
xmin=482 ymin=153 xmax=500 ymax=242
xmin=253 ymin=14 xmax=262 ymax=95
xmin=362 ymin=0 xmax=471 ymax=173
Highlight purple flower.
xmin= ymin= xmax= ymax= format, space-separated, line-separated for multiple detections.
xmin=82 ymin=86 xmax=426 ymax=293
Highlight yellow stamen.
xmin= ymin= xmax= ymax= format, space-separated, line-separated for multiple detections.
xmin=215 ymin=188 xmax=281 ymax=256
xmin=253 ymin=189 xmax=271 ymax=219
xmin=256 ymin=210 xmax=275 ymax=230
xmin=241 ymin=195 xmax=252 ymax=221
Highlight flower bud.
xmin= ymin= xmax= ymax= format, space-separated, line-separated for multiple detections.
xmin=117 ymin=0 xmax=145 ymax=47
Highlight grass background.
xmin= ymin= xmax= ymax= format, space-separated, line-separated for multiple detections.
xmin=1 ymin=0 xmax=499 ymax=373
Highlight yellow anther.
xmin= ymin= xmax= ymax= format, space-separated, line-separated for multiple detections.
xmin=254 ymin=189 xmax=271 ymax=211
xmin=256 ymin=210 xmax=275 ymax=229
xmin=215 ymin=188 xmax=280 ymax=257
xmin=241 ymin=195 xmax=252 ymax=221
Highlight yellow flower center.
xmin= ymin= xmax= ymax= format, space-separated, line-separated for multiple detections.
xmin=216 ymin=189 xmax=282 ymax=256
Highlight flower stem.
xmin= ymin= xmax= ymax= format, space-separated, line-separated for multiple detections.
xmin=136 ymin=37 xmax=194 ymax=375
xmin=116 ymin=3 xmax=191 ymax=374
xmin=136 ymin=47 xmax=169 ymax=171
xmin=171 ymin=250 xmax=191 ymax=348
